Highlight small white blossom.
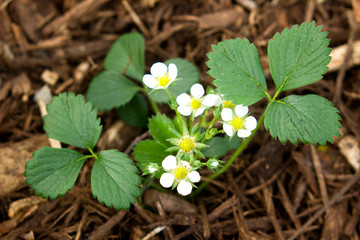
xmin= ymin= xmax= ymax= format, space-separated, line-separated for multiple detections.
xmin=176 ymin=83 xmax=220 ymax=117
xmin=159 ymin=155 xmax=200 ymax=196
xmin=148 ymin=166 xmax=157 ymax=173
xmin=143 ymin=62 xmax=177 ymax=89
xmin=221 ymin=105 xmax=257 ymax=138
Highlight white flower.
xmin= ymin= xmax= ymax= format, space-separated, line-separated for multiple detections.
xmin=221 ymin=105 xmax=257 ymax=138
xmin=148 ymin=166 xmax=157 ymax=173
xmin=176 ymin=83 xmax=220 ymax=117
xmin=218 ymin=94 xmax=235 ymax=109
xmin=143 ymin=62 xmax=177 ymax=89
xmin=159 ymin=155 xmax=201 ymax=196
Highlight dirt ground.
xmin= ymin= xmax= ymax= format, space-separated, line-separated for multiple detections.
xmin=1 ymin=0 xmax=360 ymax=239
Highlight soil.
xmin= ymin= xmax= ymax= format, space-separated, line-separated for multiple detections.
xmin=1 ymin=0 xmax=360 ymax=239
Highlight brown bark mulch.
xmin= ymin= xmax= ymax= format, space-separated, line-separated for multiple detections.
xmin=1 ymin=0 xmax=360 ymax=239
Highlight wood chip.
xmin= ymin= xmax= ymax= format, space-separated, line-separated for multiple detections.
xmin=8 ymin=196 xmax=46 ymax=218
xmin=41 ymin=69 xmax=59 ymax=86
xmin=328 ymin=40 xmax=360 ymax=73
xmin=143 ymin=189 xmax=197 ymax=214
xmin=338 ymin=135 xmax=360 ymax=170
xmin=0 ymin=135 xmax=48 ymax=197
xmin=11 ymin=73 xmax=32 ymax=102
xmin=199 ymin=9 xmax=245 ymax=30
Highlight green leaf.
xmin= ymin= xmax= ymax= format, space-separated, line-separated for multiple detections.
xmin=117 ymin=93 xmax=148 ymax=127
xmin=133 ymin=140 xmax=168 ymax=174
xmin=87 ymin=71 xmax=139 ymax=111
xmin=149 ymin=58 xmax=200 ymax=103
xmin=202 ymin=135 xmax=243 ymax=158
xmin=91 ymin=150 xmax=141 ymax=210
xmin=25 ymin=147 xmax=86 ymax=200
xmin=148 ymin=113 xmax=179 ymax=147
xmin=268 ymin=21 xmax=331 ymax=92
xmin=264 ymin=94 xmax=341 ymax=145
xmin=226 ymin=135 xmax=243 ymax=150
xmin=104 ymin=32 xmax=145 ymax=81
xmin=44 ymin=92 xmax=102 ymax=149
xmin=207 ymin=38 xmax=268 ymax=106
xmin=202 ymin=137 xmax=228 ymax=158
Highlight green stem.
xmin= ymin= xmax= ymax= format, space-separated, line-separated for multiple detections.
xmin=191 ymin=111 xmax=266 ymax=197
xmin=149 ymin=98 xmax=160 ymax=114
xmin=202 ymin=114 xmax=219 ymax=143
xmin=166 ymin=88 xmax=172 ymax=101
xmin=139 ymin=87 xmax=160 ymax=114
xmin=87 ymin=147 xmax=99 ymax=160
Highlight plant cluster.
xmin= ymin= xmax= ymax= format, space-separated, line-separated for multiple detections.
xmin=25 ymin=21 xmax=341 ymax=209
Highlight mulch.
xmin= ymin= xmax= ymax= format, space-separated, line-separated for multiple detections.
xmin=1 ymin=0 xmax=360 ymax=239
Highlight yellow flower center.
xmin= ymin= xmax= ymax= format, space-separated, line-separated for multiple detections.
xmin=190 ymin=98 xmax=202 ymax=110
xmin=223 ymin=100 xmax=234 ymax=109
xmin=179 ymin=137 xmax=194 ymax=152
xmin=230 ymin=117 xmax=244 ymax=130
xmin=174 ymin=166 xmax=188 ymax=180
xmin=157 ymin=75 xmax=171 ymax=87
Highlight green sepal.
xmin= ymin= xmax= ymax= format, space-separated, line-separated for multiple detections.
xmin=25 ymin=147 xmax=86 ymax=200
xmin=166 ymin=146 xmax=180 ymax=152
xmin=91 ymin=149 xmax=141 ymax=210
xmin=191 ymin=122 xmax=200 ymax=135
xmin=193 ymin=148 xmax=205 ymax=159
xmin=148 ymin=113 xmax=179 ymax=147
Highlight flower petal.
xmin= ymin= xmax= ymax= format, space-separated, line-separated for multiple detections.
xmin=160 ymin=173 xmax=175 ymax=188
xmin=188 ymin=171 xmax=201 ymax=183
xmin=162 ymin=155 xmax=177 ymax=170
xmin=234 ymin=105 xmax=249 ymax=118
xmin=168 ymin=63 xmax=177 ymax=80
xmin=176 ymin=93 xmax=191 ymax=106
xmin=142 ymin=74 xmax=157 ymax=89
xmin=165 ymin=79 xmax=175 ymax=88
xmin=194 ymin=107 xmax=205 ymax=117
xmin=177 ymin=180 xmax=192 ymax=196
xmin=237 ymin=129 xmax=251 ymax=138
xmin=150 ymin=62 xmax=167 ymax=77
xmin=180 ymin=160 xmax=191 ymax=169
xmin=202 ymin=94 xmax=221 ymax=107
xmin=149 ymin=166 xmax=157 ymax=173
xmin=223 ymin=123 xmax=234 ymax=137
xmin=177 ymin=105 xmax=192 ymax=116
xmin=190 ymin=83 xmax=204 ymax=98
xmin=244 ymin=116 xmax=257 ymax=131
xmin=221 ymin=108 xmax=233 ymax=121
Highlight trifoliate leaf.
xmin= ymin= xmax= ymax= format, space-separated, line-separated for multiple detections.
xmin=44 ymin=92 xmax=102 ymax=149
xmin=149 ymin=58 xmax=200 ymax=103
xmin=25 ymin=147 xmax=86 ymax=200
xmin=264 ymin=94 xmax=341 ymax=145
xmin=91 ymin=150 xmax=141 ymax=210
xmin=87 ymin=71 xmax=139 ymax=111
xmin=117 ymin=93 xmax=148 ymax=127
xmin=207 ymin=38 xmax=268 ymax=106
xmin=148 ymin=113 xmax=179 ymax=147
xmin=268 ymin=21 xmax=331 ymax=92
xmin=133 ymin=140 xmax=168 ymax=174
xmin=104 ymin=32 xmax=145 ymax=81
